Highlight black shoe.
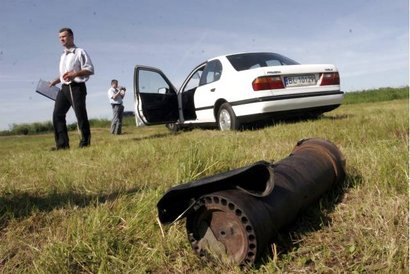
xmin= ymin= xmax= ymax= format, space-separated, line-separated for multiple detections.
xmin=79 ymin=137 xmax=91 ymax=148
xmin=79 ymin=142 xmax=90 ymax=148
xmin=50 ymin=146 xmax=69 ymax=151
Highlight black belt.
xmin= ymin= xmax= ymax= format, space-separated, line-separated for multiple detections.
xmin=62 ymin=82 xmax=85 ymax=87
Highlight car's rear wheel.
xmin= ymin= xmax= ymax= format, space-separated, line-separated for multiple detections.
xmin=217 ymin=103 xmax=240 ymax=131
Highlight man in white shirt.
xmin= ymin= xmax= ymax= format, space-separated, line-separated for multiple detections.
xmin=107 ymin=79 xmax=126 ymax=135
xmin=49 ymin=27 xmax=94 ymax=150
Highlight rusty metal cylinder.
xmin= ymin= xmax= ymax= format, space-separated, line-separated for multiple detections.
xmin=183 ymin=138 xmax=346 ymax=265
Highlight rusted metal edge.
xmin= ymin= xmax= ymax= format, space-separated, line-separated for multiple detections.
xmin=157 ymin=160 xmax=274 ymax=224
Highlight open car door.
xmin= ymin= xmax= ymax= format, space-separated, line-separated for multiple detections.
xmin=134 ymin=65 xmax=179 ymax=125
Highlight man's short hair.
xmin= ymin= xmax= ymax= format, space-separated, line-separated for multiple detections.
xmin=111 ymin=79 xmax=118 ymax=85
xmin=59 ymin=27 xmax=73 ymax=37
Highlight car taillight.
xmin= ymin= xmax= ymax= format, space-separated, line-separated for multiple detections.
xmin=252 ymin=76 xmax=284 ymax=91
xmin=320 ymin=72 xmax=340 ymax=86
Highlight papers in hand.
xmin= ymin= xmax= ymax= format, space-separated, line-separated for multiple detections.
xmin=36 ymin=79 xmax=60 ymax=101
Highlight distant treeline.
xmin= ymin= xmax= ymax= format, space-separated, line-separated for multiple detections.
xmin=1 ymin=86 xmax=408 ymax=136
xmin=343 ymin=86 xmax=408 ymax=104
xmin=0 ymin=116 xmax=136 ymax=136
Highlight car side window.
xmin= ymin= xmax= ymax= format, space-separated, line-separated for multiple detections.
xmin=139 ymin=70 xmax=171 ymax=94
xmin=199 ymin=60 xmax=222 ymax=86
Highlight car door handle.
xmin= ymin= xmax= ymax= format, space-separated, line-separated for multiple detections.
xmin=210 ymin=88 xmax=216 ymax=92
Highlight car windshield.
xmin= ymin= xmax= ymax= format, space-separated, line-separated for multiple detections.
xmin=226 ymin=52 xmax=299 ymax=71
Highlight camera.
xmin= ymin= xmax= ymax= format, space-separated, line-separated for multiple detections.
xmin=118 ymin=86 xmax=126 ymax=95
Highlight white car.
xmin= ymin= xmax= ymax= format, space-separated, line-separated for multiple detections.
xmin=134 ymin=52 xmax=343 ymax=131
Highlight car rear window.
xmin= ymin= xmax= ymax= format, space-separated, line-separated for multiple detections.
xmin=226 ymin=53 xmax=299 ymax=71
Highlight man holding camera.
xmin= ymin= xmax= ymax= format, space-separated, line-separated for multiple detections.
xmin=107 ymin=79 xmax=126 ymax=135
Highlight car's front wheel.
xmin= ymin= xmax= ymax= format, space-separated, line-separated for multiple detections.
xmin=165 ymin=123 xmax=180 ymax=133
xmin=217 ymin=103 xmax=240 ymax=131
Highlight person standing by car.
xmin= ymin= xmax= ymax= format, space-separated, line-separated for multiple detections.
xmin=107 ymin=79 xmax=126 ymax=135
xmin=49 ymin=27 xmax=94 ymax=150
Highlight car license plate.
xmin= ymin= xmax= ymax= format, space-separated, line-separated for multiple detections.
xmin=284 ymin=75 xmax=317 ymax=87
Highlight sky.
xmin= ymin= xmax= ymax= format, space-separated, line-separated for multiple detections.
xmin=0 ymin=0 xmax=408 ymax=130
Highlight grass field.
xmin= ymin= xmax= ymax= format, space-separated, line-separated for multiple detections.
xmin=0 ymin=90 xmax=408 ymax=273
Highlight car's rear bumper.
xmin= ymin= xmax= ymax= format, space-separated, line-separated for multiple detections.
xmin=232 ymin=91 xmax=344 ymax=118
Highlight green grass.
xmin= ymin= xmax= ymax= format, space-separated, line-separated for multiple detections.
xmin=1 ymin=86 xmax=408 ymax=136
xmin=0 ymin=89 xmax=408 ymax=273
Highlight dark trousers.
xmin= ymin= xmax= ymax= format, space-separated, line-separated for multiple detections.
xmin=53 ymin=82 xmax=91 ymax=148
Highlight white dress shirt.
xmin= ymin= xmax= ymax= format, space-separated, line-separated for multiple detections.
xmin=108 ymin=87 xmax=124 ymax=105
xmin=59 ymin=47 xmax=94 ymax=84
